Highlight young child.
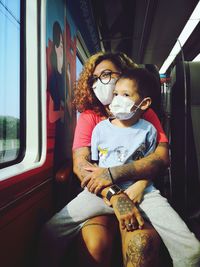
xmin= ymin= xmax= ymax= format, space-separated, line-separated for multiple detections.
xmin=91 ymin=69 xmax=157 ymax=198
xmin=41 ymin=68 xmax=200 ymax=267
xmin=90 ymin=68 xmax=200 ymax=267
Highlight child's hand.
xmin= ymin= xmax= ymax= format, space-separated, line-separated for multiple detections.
xmin=124 ymin=180 xmax=149 ymax=204
xmin=103 ymin=197 xmax=112 ymax=207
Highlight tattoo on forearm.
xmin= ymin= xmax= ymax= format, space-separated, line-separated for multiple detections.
xmin=77 ymin=161 xmax=89 ymax=180
xmin=102 ymin=168 xmax=112 ymax=181
xmin=124 ymin=233 xmax=154 ymax=267
xmin=110 ymin=157 xmax=164 ymax=183
xmin=116 ymin=197 xmax=133 ymax=215
xmin=110 ymin=142 xmax=169 ymax=183
xmin=73 ymin=148 xmax=91 ymax=180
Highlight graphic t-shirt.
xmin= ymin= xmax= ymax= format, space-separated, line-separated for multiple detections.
xmin=91 ymin=118 xmax=157 ymax=191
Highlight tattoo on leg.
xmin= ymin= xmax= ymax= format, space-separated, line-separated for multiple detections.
xmin=125 ymin=233 xmax=154 ymax=267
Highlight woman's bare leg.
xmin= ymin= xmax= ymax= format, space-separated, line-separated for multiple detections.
xmin=121 ymin=222 xmax=160 ymax=267
xmin=77 ymin=215 xmax=118 ymax=267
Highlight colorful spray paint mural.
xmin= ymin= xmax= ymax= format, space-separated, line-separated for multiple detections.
xmin=46 ymin=0 xmax=77 ymax=174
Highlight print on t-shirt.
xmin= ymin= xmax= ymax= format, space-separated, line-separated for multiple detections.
xmin=114 ymin=146 xmax=129 ymax=162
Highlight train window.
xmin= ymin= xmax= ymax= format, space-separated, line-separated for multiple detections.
xmin=0 ymin=1 xmax=21 ymax=165
xmin=75 ymin=55 xmax=83 ymax=120
xmin=0 ymin=0 xmax=46 ymax=181
xmin=76 ymin=55 xmax=83 ymax=79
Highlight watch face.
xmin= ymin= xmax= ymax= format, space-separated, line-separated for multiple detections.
xmin=106 ymin=184 xmax=122 ymax=201
xmin=110 ymin=184 xmax=121 ymax=194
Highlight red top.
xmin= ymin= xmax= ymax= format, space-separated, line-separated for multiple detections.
xmin=73 ymin=108 xmax=168 ymax=150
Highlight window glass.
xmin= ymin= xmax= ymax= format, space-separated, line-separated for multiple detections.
xmin=76 ymin=55 xmax=83 ymax=119
xmin=0 ymin=0 xmax=21 ymax=164
xmin=76 ymin=54 xmax=83 ymax=79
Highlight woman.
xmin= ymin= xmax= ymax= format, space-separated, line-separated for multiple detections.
xmin=38 ymin=52 xmax=168 ymax=267
xmin=72 ymin=52 xmax=169 ymax=267
xmin=76 ymin=66 xmax=200 ymax=267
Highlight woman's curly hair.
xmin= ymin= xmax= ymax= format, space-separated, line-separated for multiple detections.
xmin=73 ymin=51 xmax=138 ymax=116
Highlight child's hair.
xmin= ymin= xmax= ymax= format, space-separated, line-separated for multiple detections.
xmin=118 ymin=68 xmax=160 ymax=102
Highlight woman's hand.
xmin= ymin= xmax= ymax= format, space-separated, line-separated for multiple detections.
xmin=81 ymin=166 xmax=112 ymax=194
xmin=124 ymin=180 xmax=149 ymax=204
xmin=110 ymin=192 xmax=144 ymax=231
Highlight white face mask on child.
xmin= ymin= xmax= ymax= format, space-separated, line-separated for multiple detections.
xmin=109 ymin=95 xmax=143 ymax=120
xmin=92 ymin=78 xmax=117 ymax=105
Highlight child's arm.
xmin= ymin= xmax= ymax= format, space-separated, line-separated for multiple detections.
xmin=124 ymin=180 xmax=149 ymax=203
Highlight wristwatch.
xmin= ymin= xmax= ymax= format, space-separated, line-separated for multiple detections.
xmin=106 ymin=184 xmax=122 ymax=201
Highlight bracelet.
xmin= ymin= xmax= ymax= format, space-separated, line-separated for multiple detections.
xmin=108 ymin=167 xmax=115 ymax=184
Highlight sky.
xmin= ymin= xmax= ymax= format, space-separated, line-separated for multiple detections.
xmin=0 ymin=0 xmax=20 ymax=118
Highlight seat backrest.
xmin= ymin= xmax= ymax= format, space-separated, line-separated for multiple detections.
xmin=170 ymin=60 xmax=200 ymax=219
xmin=189 ymin=62 xmax=200 ymax=184
xmin=144 ymin=64 xmax=164 ymax=121
xmin=141 ymin=64 xmax=169 ymax=195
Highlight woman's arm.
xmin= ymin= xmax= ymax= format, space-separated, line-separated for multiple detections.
xmin=72 ymin=111 xmax=114 ymax=185
xmin=110 ymin=142 xmax=169 ymax=182
xmin=73 ymin=147 xmax=93 ymax=182
xmin=82 ymin=142 xmax=169 ymax=193
xmin=73 ymin=146 xmax=113 ymax=188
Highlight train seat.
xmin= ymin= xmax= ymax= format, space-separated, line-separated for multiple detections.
xmin=170 ymin=60 xmax=200 ymax=239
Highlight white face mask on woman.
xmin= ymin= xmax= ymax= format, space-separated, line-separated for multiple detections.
xmin=109 ymin=95 xmax=143 ymax=120
xmin=92 ymin=78 xmax=117 ymax=105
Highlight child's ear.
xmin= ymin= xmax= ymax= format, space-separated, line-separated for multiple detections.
xmin=140 ymin=97 xmax=152 ymax=111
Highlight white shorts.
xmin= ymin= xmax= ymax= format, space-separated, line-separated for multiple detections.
xmin=38 ymin=188 xmax=200 ymax=267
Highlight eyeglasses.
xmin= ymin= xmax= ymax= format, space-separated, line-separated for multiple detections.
xmin=89 ymin=70 xmax=121 ymax=87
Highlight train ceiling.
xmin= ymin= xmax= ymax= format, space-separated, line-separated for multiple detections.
xmin=90 ymin=0 xmax=200 ymax=70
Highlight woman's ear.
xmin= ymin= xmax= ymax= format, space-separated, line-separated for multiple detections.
xmin=140 ymin=97 xmax=152 ymax=111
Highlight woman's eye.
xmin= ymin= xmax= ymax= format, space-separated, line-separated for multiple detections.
xmin=113 ymin=92 xmax=118 ymax=96
xmin=123 ymin=93 xmax=129 ymax=97
xmin=101 ymin=72 xmax=111 ymax=78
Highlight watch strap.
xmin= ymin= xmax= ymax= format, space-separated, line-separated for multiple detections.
xmin=108 ymin=167 xmax=114 ymax=184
